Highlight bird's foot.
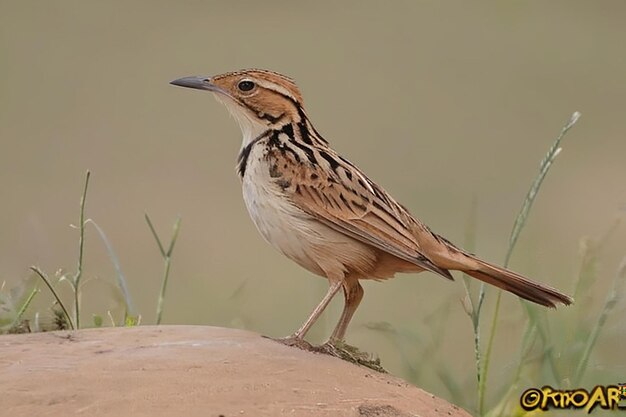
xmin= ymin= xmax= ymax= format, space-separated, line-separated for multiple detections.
xmin=313 ymin=339 xmax=343 ymax=355
xmin=313 ymin=339 xmax=358 ymax=357
xmin=263 ymin=334 xmax=315 ymax=351
xmin=263 ymin=335 xmax=386 ymax=372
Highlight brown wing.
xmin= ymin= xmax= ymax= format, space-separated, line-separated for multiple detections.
xmin=273 ymin=149 xmax=454 ymax=280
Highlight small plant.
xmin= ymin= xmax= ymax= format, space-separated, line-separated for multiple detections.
xmin=0 ymin=279 xmax=39 ymax=333
xmin=145 ymin=213 xmax=182 ymax=325
xmin=477 ymin=111 xmax=582 ymax=416
xmin=361 ymin=111 xmax=624 ymax=416
xmin=3 ymin=170 xmax=183 ymax=333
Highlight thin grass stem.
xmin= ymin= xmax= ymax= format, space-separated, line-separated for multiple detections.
xmin=504 ymin=112 xmax=581 ymax=265
xmin=460 ymin=198 xmax=483 ymax=414
xmin=478 ymin=112 xmax=580 ymax=416
xmin=31 ymin=266 xmax=75 ymax=329
xmin=479 ymin=290 xmax=500 ymax=416
xmin=15 ymin=286 xmax=39 ymax=324
xmin=145 ymin=213 xmax=167 ymax=257
xmin=72 ymin=170 xmax=91 ymax=328
xmin=145 ymin=213 xmax=182 ymax=325
xmin=85 ymin=219 xmax=136 ymax=321
xmin=574 ymin=256 xmax=625 ymax=384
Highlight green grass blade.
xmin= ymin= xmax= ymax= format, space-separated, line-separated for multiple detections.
xmin=573 ymin=221 xmax=619 ymax=302
xmin=30 ymin=266 xmax=75 ymax=330
xmin=85 ymin=219 xmax=136 ymax=320
xmin=14 ymin=285 xmax=39 ymax=324
xmin=504 ymin=111 xmax=580 ymax=266
xmin=574 ymin=256 xmax=625 ymax=384
xmin=166 ymin=216 xmax=182 ymax=257
xmin=479 ymin=111 xmax=581 ymax=416
xmin=479 ymin=291 xmax=501 ymax=416
xmin=460 ymin=197 xmax=484 ymax=414
xmin=72 ymin=170 xmax=91 ymax=329
xmin=144 ymin=213 xmax=167 ymax=258
xmin=145 ymin=214 xmax=182 ymax=325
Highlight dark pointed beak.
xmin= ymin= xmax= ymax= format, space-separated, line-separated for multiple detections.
xmin=170 ymin=76 xmax=230 ymax=97
xmin=170 ymin=76 xmax=212 ymax=90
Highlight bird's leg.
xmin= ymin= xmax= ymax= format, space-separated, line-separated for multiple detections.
xmin=315 ymin=280 xmax=383 ymax=373
xmin=326 ymin=279 xmax=364 ymax=345
xmin=270 ymin=280 xmax=342 ymax=349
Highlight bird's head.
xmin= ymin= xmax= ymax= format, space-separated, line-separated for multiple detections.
xmin=171 ymin=69 xmax=304 ymax=141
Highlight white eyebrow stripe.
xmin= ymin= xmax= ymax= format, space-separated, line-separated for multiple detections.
xmin=255 ymin=79 xmax=298 ymax=102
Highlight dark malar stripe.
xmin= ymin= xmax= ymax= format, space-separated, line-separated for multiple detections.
xmin=237 ymin=130 xmax=270 ymax=177
xmin=237 ymin=145 xmax=252 ymax=177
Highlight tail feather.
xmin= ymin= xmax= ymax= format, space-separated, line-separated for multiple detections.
xmin=463 ymin=258 xmax=573 ymax=308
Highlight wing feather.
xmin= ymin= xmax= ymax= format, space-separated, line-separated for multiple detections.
xmin=280 ymin=150 xmax=453 ymax=280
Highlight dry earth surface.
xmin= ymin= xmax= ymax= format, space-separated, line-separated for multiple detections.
xmin=0 ymin=326 xmax=471 ymax=417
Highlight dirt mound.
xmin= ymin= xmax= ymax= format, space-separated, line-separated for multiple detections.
xmin=0 ymin=326 xmax=470 ymax=417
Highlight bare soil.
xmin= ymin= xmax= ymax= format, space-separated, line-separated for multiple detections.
xmin=0 ymin=326 xmax=471 ymax=417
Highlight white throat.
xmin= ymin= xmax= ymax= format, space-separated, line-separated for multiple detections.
xmin=214 ymin=94 xmax=267 ymax=151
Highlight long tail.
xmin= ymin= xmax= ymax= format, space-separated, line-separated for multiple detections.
xmin=463 ymin=257 xmax=573 ymax=308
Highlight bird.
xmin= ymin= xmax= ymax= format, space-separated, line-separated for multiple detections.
xmin=170 ymin=69 xmax=573 ymax=349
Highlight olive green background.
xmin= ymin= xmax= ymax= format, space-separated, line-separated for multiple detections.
xmin=1 ymin=0 xmax=625 ymax=411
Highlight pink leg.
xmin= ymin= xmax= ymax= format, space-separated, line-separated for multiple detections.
xmin=328 ymin=278 xmax=364 ymax=343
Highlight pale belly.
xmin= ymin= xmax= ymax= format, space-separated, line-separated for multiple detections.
xmin=240 ymin=148 xmax=376 ymax=279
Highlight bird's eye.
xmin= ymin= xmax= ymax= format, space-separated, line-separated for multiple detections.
xmin=238 ymin=80 xmax=255 ymax=92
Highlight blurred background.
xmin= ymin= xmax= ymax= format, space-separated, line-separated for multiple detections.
xmin=1 ymin=0 xmax=625 ymax=414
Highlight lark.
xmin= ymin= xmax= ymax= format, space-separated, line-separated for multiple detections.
xmin=171 ymin=69 xmax=572 ymax=349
